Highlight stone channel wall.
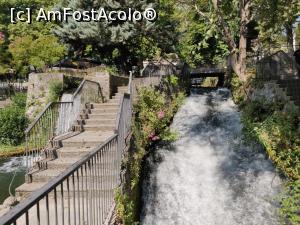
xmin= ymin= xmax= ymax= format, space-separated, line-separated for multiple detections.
xmin=249 ymin=80 xmax=299 ymax=111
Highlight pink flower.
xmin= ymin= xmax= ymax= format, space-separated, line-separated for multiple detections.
xmin=148 ymin=132 xmax=155 ymax=139
xmin=0 ymin=32 xmax=5 ymax=42
xmin=152 ymin=136 xmax=160 ymax=141
xmin=157 ymin=110 xmax=165 ymax=119
xmin=148 ymin=132 xmax=160 ymax=141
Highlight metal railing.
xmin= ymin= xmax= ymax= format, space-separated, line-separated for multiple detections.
xmin=116 ymin=72 xmax=132 ymax=156
xmin=0 ymin=74 xmax=133 ymax=225
xmin=1 ymin=135 xmax=119 ymax=225
xmin=25 ymin=101 xmax=73 ymax=172
xmin=25 ymin=79 xmax=103 ymax=173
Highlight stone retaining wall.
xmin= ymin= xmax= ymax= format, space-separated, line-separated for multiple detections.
xmin=26 ymin=68 xmax=129 ymax=120
xmin=26 ymin=73 xmax=64 ymax=120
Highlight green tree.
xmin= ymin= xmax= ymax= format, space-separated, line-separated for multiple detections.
xmin=0 ymin=0 xmax=63 ymax=76
xmin=256 ymin=0 xmax=300 ymax=54
xmin=176 ymin=0 xmax=300 ymax=82
xmin=9 ymin=35 xmax=66 ymax=74
xmin=0 ymin=31 xmax=10 ymax=75
xmin=174 ymin=2 xmax=228 ymax=67
xmin=54 ymin=0 xmax=177 ymax=71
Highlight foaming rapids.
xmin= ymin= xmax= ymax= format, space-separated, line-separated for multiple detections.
xmin=141 ymin=88 xmax=282 ymax=225
xmin=0 ymin=156 xmax=26 ymax=173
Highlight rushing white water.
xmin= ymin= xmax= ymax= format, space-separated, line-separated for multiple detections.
xmin=0 ymin=156 xmax=26 ymax=173
xmin=141 ymin=88 xmax=282 ymax=225
xmin=0 ymin=157 xmax=26 ymax=203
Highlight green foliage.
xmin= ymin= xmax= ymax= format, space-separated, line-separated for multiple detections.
xmin=135 ymin=88 xmax=173 ymax=143
xmin=255 ymin=0 xmax=300 ymax=46
xmin=279 ymin=181 xmax=300 ymax=225
xmin=115 ymin=189 xmax=139 ymax=225
xmin=11 ymin=93 xmax=27 ymax=108
xmin=201 ymin=77 xmax=218 ymax=87
xmin=230 ymin=73 xmax=246 ymax=104
xmin=175 ymin=4 xmax=229 ymax=67
xmin=0 ymin=104 xmax=28 ymax=145
xmin=0 ymin=0 xmax=61 ymax=76
xmin=0 ymin=144 xmax=25 ymax=157
xmin=48 ymin=79 xmax=63 ymax=102
xmin=242 ymin=99 xmax=300 ymax=179
xmin=0 ymin=33 xmax=10 ymax=75
xmin=106 ymin=65 xmax=118 ymax=75
xmin=63 ymin=76 xmax=81 ymax=92
xmin=53 ymin=0 xmax=177 ymax=69
xmin=240 ymin=91 xmax=300 ymax=225
xmin=242 ymin=98 xmax=283 ymax=123
xmin=134 ymin=81 xmax=185 ymax=147
xmin=9 ymin=35 xmax=66 ymax=75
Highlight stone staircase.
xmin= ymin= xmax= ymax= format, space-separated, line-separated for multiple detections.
xmin=15 ymin=86 xmax=128 ymax=199
xmin=277 ymin=79 xmax=300 ymax=106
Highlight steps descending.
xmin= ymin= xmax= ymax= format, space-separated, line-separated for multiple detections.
xmin=16 ymin=86 xmax=128 ymax=198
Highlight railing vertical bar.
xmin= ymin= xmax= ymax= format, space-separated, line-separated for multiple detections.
xmin=76 ymin=170 xmax=81 ymax=225
xmin=103 ymin=145 xmax=106 ymax=217
xmin=36 ymin=201 xmax=40 ymax=225
xmin=88 ymin=160 xmax=93 ymax=225
xmin=93 ymin=156 xmax=99 ymax=225
xmin=105 ymin=142 xmax=109 ymax=214
xmin=72 ymin=173 xmax=76 ymax=225
xmin=109 ymin=141 xmax=112 ymax=205
xmin=95 ymin=152 xmax=100 ymax=224
xmin=99 ymin=149 xmax=104 ymax=223
xmin=92 ymin=157 xmax=96 ymax=225
xmin=25 ymin=134 xmax=29 ymax=175
xmin=80 ymin=167 xmax=85 ymax=224
xmin=60 ymin=182 xmax=65 ymax=225
xmin=67 ymin=177 xmax=71 ymax=225
xmin=85 ymin=163 xmax=89 ymax=225
xmin=96 ymin=154 xmax=100 ymax=225
xmin=25 ymin=211 xmax=29 ymax=225
xmin=54 ymin=187 xmax=58 ymax=225
xmin=91 ymin=157 xmax=96 ymax=224
xmin=46 ymin=195 xmax=50 ymax=225
xmin=50 ymin=105 xmax=53 ymax=141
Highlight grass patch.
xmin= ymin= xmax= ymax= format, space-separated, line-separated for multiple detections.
xmin=0 ymin=144 xmax=25 ymax=157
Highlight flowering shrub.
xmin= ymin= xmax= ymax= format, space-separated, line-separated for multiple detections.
xmin=116 ymin=75 xmax=186 ymax=225
xmin=134 ymin=86 xmax=184 ymax=147
xmin=0 ymin=32 xmax=5 ymax=45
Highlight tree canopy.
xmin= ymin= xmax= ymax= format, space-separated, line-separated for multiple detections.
xmin=172 ymin=0 xmax=300 ymax=81
xmin=0 ymin=0 xmax=299 ymax=78
xmin=53 ymin=0 xmax=177 ymax=71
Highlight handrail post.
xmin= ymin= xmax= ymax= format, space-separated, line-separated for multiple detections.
xmin=25 ymin=132 xmax=30 ymax=183
xmin=128 ymin=71 xmax=133 ymax=94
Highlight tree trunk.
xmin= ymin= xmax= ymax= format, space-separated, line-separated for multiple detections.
xmin=237 ymin=33 xmax=248 ymax=82
xmin=211 ymin=0 xmax=250 ymax=83
xmin=285 ymin=22 xmax=295 ymax=55
xmin=236 ymin=0 xmax=250 ymax=82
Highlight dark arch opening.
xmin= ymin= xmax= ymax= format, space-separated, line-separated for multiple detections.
xmin=190 ymin=68 xmax=225 ymax=88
